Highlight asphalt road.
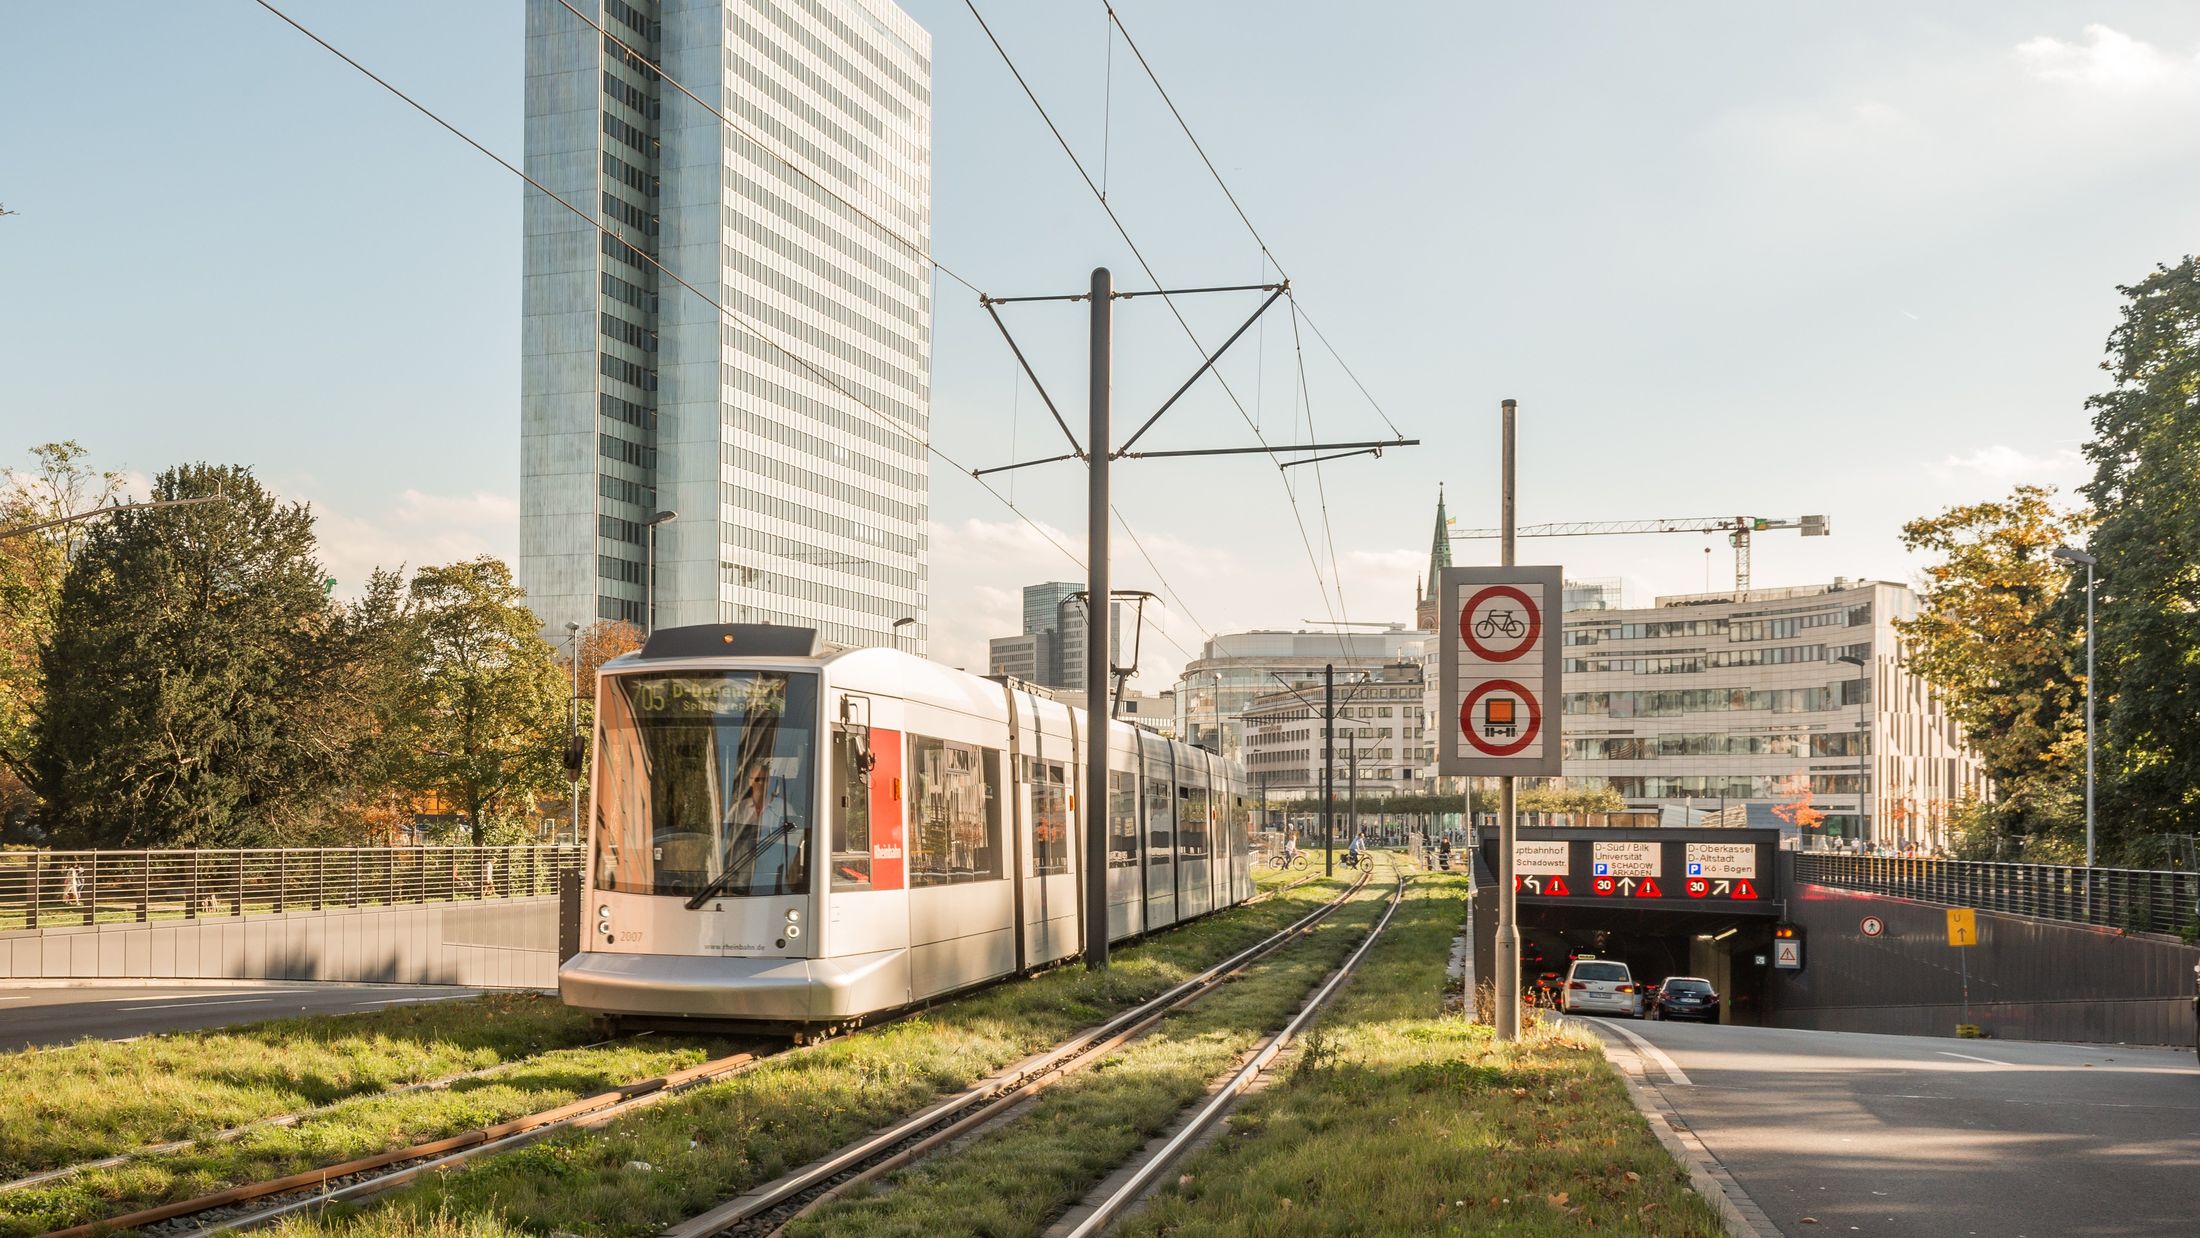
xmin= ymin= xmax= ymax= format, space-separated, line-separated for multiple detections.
xmin=1576 ymin=1016 xmax=2200 ymax=1237
xmin=0 ymin=983 xmax=487 ymax=1049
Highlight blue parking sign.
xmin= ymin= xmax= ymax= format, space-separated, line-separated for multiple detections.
xmin=1593 ymin=862 xmax=1609 ymax=875
xmin=1688 ymin=861 xmax=1704 ymax=876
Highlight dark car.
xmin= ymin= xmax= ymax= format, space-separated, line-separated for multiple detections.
xmin=1651 ymin=976 xmax=1721 ymax=1023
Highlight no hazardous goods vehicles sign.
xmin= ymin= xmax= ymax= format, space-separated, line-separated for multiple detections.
xmin=1437 ymin=565 xmax=1564 ymax=776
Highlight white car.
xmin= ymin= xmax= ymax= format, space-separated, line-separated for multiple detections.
xmin=1560 ymin=958 xmax=1644 ymax=1018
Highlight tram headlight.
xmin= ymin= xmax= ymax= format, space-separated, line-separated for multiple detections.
xmin=784 ymin=925 xmax=801 ymax=940
xmin=597 ymin=904 xmax=612 ymax=920
xmin=785 ymin=909 xmax=801 ymax=924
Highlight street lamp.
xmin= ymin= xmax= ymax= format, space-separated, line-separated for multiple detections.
xmin=643 ymin=510 xmax=677 ymax=635
xmin=891 ymin=616 xmax=916 ymax=653
xmin=563 ymin=621 xmax=582 ymax=845
xmin=1835 ymin=653 xmax=1868 ymax=848
xmin=2053 ymin=545 xmax=2098 ymax=866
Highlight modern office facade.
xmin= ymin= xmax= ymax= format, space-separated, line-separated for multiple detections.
xmin=520 ymin=0 xmax=931 ymax=651
xmin=987 ymin=581 xmax=1120 ymax=690
xmin=1174 ymin=628 xmax=1426 ymax=762
xmin=1241 ymin=661 xmax=1427 ymax=797
xmin=1556 ymin=580 xmax=1983 ymax=847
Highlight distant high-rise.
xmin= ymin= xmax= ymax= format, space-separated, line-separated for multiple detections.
xmin=988 ymin=581 xmax=1120 ymax=688
xmin=520 ymin=0 xmax=932 ymax=651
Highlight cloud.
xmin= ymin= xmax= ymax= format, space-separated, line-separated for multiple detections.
xmin=1927 ymin=444 xmax=2087 ymax=485
xmin=308 ymin=487 xmax=520 ymax=596
xmin=2014 ymin=25 xmax=2200 ymax=94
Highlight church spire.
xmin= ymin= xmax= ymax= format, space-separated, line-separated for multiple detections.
xmin=1415 ymin=485 xmax=1452 ymax=630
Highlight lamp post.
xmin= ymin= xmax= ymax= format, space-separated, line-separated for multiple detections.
xmin=564 ymin=621 xmax=582 ymax=845
xmin=643 ymin=510 xmax=677 ymax=635
xmin=891 ymin=616 xmax=916 ymax=654
xmin=1836 ymin=653 xmax=1868 ymax=847
xmin=2054 ymin=545 xmax=2098 ymax=866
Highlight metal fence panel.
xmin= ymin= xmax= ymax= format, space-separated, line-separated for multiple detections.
xmin=1795 ymin=852 xmax=2200 ymax=937
xmin=0 ymin=846 xmax=584 ymax=932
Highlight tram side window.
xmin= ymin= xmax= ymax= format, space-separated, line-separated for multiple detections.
xmin=1030 ymin=759 xmax=1069 ymax=876
xmin=908 ymin=735 xmax=1003 ymax=887
xmin=1107 ymin=770 xmax=1138 ymax=868
xmin=1145 ymin=767 xmax=1174 ymax=865
xmin=1179 ymin=784 xmax=1210 ymax=859
xmin=830 ymin=726 xmax=872 ymax=891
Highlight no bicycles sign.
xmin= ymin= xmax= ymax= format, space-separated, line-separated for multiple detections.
xmin=1438 ymin=565 xmax=1563 ymax=776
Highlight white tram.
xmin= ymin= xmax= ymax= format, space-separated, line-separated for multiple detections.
xmin=560 ymin=624 xmax=1256 ymax=1031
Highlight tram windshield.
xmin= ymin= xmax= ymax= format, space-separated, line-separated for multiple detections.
xmin=592 ymin=670 xmax=817 ymax=900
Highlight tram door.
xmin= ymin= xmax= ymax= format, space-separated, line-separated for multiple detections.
xmin=1142 ymin=734 xmax=1178 ymax=930
xmin=823 ymin=704 xmax=909 ymax=965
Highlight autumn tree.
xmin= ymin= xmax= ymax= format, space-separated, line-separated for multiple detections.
xmin=391 ymin=557 xmax=569 ymax=844
xmin=0 ymin=442 xmax=124 ymax=828
xmin=31 ymin=464 xmax=368 ymax=846
xmin=2080 ymin=256 xmax=2200 ymax=847
xmin=1896 ymin=485 xmax=2090 ymax=858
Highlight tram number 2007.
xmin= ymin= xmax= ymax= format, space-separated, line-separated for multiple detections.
xmin=613 ymin=930 xmax=643 ymax=943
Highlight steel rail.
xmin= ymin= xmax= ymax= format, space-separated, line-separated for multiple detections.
xmin=662 ymin=873 xmax=1371 ymax=1238
xmin=1060 ymin=873 xmax=1407 ymax=1237
xmin=35 ymin=1046 xmax=770 ymax=1238
xmin=0 ymin=1033 xmax=644 ymax=1196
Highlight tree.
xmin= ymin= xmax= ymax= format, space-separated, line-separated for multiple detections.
xmin=573 ymin=619 xmax=645 ymax=702
xmin=1895 ymin=485 xmax=2090 ymax=857
xmin=31 ymin=464 xmax=355 ymax=846
xmin=2080 ymin=256 xmax=2200 ymax=845
xmin=392 ymin=557 xmax=569 ymax=845
xmin=0 ymin=442 xmax=123 ymax=828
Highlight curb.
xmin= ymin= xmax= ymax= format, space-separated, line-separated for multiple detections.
xmin=1575 ymin=1020 xmax=1780 ymax=1238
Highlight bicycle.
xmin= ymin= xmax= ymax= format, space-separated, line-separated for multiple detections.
xmin=1475 ymin=609 xmax=1527 ymax=640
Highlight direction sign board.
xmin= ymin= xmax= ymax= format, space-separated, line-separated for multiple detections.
xmin=1437 ymin=566 xmax=1563 ymax=776
xmin=1685 ymin=843 xmax=1757 ymax=881
xmin=1946 ymin=907 xmax=1978 ymax=947
xmin=1591 ymin=841 xmax=1661 ymax=878
xmin=1514 ymin=840 xmax=1571 ymax=876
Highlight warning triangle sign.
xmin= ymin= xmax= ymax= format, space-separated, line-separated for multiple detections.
xmin=1734 ymin=879 xmax=1759 ymax=900
xmin=1636 ymin=877 xmax=1662 ymax=898
xmin=1546 ymin=876 xmax=1570 ymax=897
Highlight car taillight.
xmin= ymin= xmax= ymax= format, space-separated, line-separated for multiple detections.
xmin=1568 ymin=981 xmax=1587 ymax=990
xmin=1617 ymin=984 xmax=1634 ymax=993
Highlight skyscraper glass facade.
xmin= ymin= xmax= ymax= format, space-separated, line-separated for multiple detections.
xmin=521 ymin=0 xmax=930 ymax=651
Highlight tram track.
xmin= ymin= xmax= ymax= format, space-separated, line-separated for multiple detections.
xmin=1049 ymin=873 xmax=1407 ymax=1237
xmin=32 ymin=1042 xmax=780 ymax=1238
xmin=661 ymin=870 xmax=1378 ymax=1238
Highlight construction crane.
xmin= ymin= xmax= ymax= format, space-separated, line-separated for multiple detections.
xmin=1447 ymin=515 xmax=1829 ymax=596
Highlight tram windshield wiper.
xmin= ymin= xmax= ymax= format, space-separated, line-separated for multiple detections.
xmin=683 ymin=817 xmax=802 ymax=910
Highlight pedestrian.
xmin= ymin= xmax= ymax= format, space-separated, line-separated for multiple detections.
xmin=62 ymin=863 xmax=84 ymax=907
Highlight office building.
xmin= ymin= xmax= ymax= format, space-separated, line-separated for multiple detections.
xmin=987 ymin=581 xmax=1120 ymax=689
xmin=1558 ymin=580 xmax=1984 ymax=847
xmin=520 ymin=0 xmax=932 ymax=651
xmin=1241 ymin=661 xmax=1427 ymax=797
xmin=1174 ymin=628 xmax=1425 ymax=761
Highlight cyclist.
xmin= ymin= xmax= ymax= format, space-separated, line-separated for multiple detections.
xmin=1347 ymin=829 xmax=1368 ymax=869
xmin=1281 ymin=829 xmax=1300 ymax=869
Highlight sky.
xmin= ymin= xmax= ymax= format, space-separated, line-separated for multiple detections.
xmin=5 ymin=2 xmax=2198 ymax=680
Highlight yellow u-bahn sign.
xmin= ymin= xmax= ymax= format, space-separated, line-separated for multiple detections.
xmin=1945 ymin=907 xmax=1978 ymax=947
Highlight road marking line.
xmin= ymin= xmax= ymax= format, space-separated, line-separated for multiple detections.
xmin=1600 ymin=1018 xmax=1694 ymax=1086
xmin=1937 ymin=1050 xmax=2008 ymax=1066
xmin=358 ymin=994 xmax=478 ymax=1005
xmin=116 ymin=993 xmax=275 ymax=1011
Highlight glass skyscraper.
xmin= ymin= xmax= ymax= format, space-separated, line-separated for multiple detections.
xmin=521 ymin=0 xmax=931 ymax=652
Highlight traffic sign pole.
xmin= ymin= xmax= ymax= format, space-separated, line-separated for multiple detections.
xmin=1494 ymin=398 xmax=1521 ymax=1043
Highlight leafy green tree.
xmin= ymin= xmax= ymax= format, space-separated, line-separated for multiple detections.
xmin=31 ymin=464 xmax=359 ymax=846
xmin=1895 ymin=485 xmax=2090 ymax=857
xmin=2080 ymin=256 xmax=2200 ymax=845
xmin=0 ymin=442 xmax=124 ymax=828
xmin=391 ymin=557 xmax=568 ymax=845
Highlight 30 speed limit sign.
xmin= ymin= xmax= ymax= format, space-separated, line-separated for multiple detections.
xmin=1860 ymin=915 xmax=1886 ymax=938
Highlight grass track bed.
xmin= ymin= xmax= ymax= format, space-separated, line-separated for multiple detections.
xmin=787 ymin=870 xmax=1395 ymax=1236
xmin=1119 ymin=873 xmax=1727 ymax=1236
xmin=0 ymin=994 xmax=593 ymax=1182
xmin=0 ymin=1036 xmax=720 ymax=1236
xmin=259 ymin=873 xmax=1349 ymax=1237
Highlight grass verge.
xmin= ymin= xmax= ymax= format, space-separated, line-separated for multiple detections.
xmin=1117 ymin=873 xmax=1727 ymax=1236
xmin=261 ymin=876 xmax=1357 ymax=1238
xmin=0 ymin=1036 xmax=721 ymax=1237
xmin=0 ymin=993 xmax=593 ymax=1182
xmin=787 ymin=868 xmax=1395 ymax=1236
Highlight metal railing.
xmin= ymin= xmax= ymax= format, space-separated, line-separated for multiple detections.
xmin=1795 ymin=852 xmax=2200 ymax=937
xmin=0 ymin=846 xmax=585 ymax=932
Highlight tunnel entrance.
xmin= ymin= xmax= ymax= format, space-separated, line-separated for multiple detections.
xmin=1475 ymin=827 xmax=1787 ymax=1024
